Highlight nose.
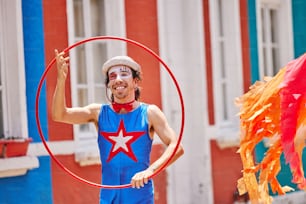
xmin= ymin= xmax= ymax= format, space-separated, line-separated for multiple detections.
xmin=112 ymin=74 xmax=125 ymax=82
xmin=115 ymin=74 xmax=123 ymax=80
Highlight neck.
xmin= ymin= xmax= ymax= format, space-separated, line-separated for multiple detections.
xmin=113 ymin=100 xmax=135 ymax=105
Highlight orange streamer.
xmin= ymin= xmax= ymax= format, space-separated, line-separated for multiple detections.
xmin=236 ymin=53 xmax=306 ymax=203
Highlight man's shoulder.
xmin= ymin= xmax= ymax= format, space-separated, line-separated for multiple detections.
xmin=87 ymin=103 xmax=103 ymax=113
xmin=146 ymin=103 xmax=160 ymax=109
xmin=88 ymin=103 xmax=102 ymax=108
xmin=147 ymin=104 xmax=162 ymax=116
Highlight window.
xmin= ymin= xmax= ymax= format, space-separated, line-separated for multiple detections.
xmin=70 ymin=0 xmax=108 ymax=139
xmin=209 ymin=0 xmax=243 ymax=145
xmin=257 ymin=0 xmax=293 ymax=78
xmin=0 ymin=0 xmax=28 ymax=140
xmin=66 ymin=0 xmax=126 ymax=164
xmin=0 ymin=0 xmax=38 ymax=179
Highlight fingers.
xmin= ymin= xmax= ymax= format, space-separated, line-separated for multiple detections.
xmin=54 ymin=49 xmax=70 ymax=67
xmin=131 ymin=174 xmax=145 ymax=189
xmin=54 ymin=49 xmax=65 ymax=59
xmin=144 ymin=177 xmax=149 ymax=184
xmin=131 ymin=171 xmax=151 ymax=189
xmin=54 ymin=49 xmax=70 ymax=80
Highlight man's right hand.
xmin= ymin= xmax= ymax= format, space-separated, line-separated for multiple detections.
xmin=54 ymin=49 xmax=69 ymax=81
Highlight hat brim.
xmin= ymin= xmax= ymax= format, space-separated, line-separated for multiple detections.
xmin=102 ymin=56 xmax=141 ymax=75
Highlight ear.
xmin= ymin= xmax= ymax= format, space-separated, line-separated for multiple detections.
xmin=133 ymin=78 xmax=139 ymax=86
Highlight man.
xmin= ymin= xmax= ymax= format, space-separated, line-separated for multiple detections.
xmin=52 ymin=49 xmax=184 ymax=204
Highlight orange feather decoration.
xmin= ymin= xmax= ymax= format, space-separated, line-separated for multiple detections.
xmin=236 ymin=53 xmax=306 ymax=203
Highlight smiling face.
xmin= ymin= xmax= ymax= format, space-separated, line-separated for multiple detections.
xmin=107 ymin=65 xmax=138 ymax=102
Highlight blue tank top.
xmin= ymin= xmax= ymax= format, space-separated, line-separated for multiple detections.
xmin=97 ymin=103 xmax=153 ymax=185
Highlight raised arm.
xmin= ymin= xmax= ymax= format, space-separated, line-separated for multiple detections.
xmin=52 ymin=49 xmax=100 ymax=125
xmin=131 ymin=104 xmax=184 ymax=188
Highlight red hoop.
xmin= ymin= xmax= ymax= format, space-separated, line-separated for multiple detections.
xmin=35 ymin=36 xmax=185 ymax=189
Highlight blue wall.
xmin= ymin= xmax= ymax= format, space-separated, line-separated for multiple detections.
xmin=292 ymin=0 xmax=306 ymax=57
xmin=22 ymin=0 xmax=49 ymax=143
xmin=248 ymin=0 xmax=260 ymax=83
xmin=0 ymin=157 xmax=52 ymax=204
xmin=0 ymin=1 xmax=52 ymax=203
xmin=22 ymin=0 xmax=52 ymax=202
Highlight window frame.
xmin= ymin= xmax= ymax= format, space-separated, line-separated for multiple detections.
xmin=66 ymin=0 xmax=127 ymax=164
xmin=256 ymin=0 xmax=293 ymax=79
xmin=0 ymin=0 xmax=28 ymax=140
xmin=209 ymin=0 xmax=243 ymax=146
xmin=0 ymin=0 xmax=38 ymax=179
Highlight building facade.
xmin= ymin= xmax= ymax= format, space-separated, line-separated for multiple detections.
xmin=0 ymin=0 xmax=306 ymax=203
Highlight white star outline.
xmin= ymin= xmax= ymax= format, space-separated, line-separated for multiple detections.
xmin=100 ymin=119 xmax=146 ymax=162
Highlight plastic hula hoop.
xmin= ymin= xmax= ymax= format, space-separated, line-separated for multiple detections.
xmin=35 ymin=36 xmax=185 ymax=189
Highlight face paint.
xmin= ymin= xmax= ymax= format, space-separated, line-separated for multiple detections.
xmin=108 ymin=66 xmax=132 ymax=81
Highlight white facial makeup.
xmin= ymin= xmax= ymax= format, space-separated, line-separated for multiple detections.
xmin=108 ymin=66 xmax=132 ymax=81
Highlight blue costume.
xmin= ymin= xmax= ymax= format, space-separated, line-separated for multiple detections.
xmin=98 ymin=103 xmax=154 ymax=204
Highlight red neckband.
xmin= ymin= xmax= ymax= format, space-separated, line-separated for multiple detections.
xmin=112 ymin=100 xmax=135 ymax=113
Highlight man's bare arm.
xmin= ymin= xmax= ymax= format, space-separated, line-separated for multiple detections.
xmin=52 ymin=49 xmax=100 ymax=125
xmin=131 ymin=104 xmax=184 ymax=188
xmin=146 ymin=104 xmax=184 ymax=171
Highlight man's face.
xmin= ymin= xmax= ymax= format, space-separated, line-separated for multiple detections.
xmin=107 ymin=65 xmax=136 ymax=100
xmin=108 ymin=65 xmax=132 ymax=81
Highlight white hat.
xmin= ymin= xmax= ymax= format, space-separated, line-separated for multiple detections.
xmin=102 ymin=56 xmax=141 ymax=75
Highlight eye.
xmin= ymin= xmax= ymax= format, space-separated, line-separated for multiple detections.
xmin=120 ymin=72 xmax=131 ymax=77
xmin=109 ymin=73 xmax=117 ymax=80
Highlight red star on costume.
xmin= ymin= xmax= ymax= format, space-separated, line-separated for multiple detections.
xmin=100 ymin=120 xmax=145 ymax=162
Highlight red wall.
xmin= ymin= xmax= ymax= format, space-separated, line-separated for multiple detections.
xmin=125 ymin=0 xmax=162 ymax=108
xmin=43 ymin=0 xmax=73 ymax=142
xmin=239 ymin=0 xmax=252 ymax=92
xmin=210 ymin=140 xmax=244 ymax=203
xmin=202 ymin=0 xmax=215 ymax=125
xmin=51 ymin=156 xmax=101 ymax=203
